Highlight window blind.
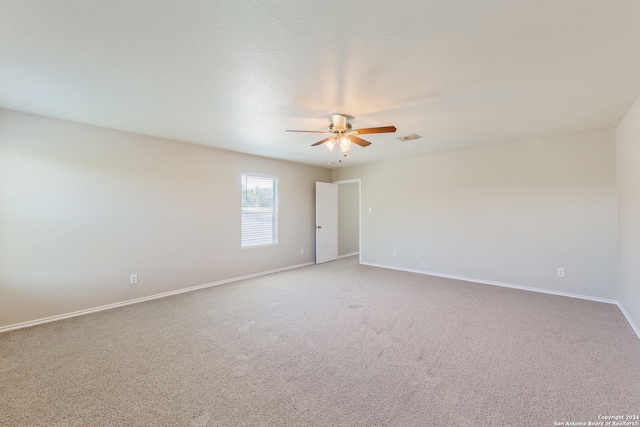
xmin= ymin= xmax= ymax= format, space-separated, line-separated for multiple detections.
xmin=241 ymin=174 xmax=278 ymax=248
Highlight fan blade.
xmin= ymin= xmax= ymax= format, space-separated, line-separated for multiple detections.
xmin=349 ymin=136 xmax=372 ymax=147
xmin=286 ymin=130 xmax=332 ymax=134
xmin=311 ymin=137 xmax=334 ymax=147
xmin=351 ymin=126 xmax=397 ymax=135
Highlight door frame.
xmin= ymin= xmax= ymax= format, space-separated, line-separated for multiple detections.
xmin=333 ymin=178 xmax=362 ymax=264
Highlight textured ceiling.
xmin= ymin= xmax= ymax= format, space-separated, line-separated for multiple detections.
xmin=2 ymin=1 xmax=640 ymax=168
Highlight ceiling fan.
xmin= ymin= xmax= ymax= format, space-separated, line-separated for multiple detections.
xmin=286 ymin=114 xmax=396 ymax=153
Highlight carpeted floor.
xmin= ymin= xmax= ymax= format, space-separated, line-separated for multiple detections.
xmin=1 ymin=257 xmax=639 ymax=426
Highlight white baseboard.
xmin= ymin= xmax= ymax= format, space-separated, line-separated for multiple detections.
xmin=5 ymin=260 xmax=639 ymax=342
xmin=361 ymin=262 xmax=640 ymax=340
xmin=338 ymin=252 xmax=359 ymax=259
xmin=616 ymin=303 xmax=640 ymax=341
xmin=361 ymin=261 xmax=619 ymax=304
xmin=0 ymin=262 xmax=314 ymax=334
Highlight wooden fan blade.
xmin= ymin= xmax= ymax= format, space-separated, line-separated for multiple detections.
xmin=349 ymin=136 xmax=372 ymax=147
xmin=351 ymin=126 xmax=397 ymax=135
xmin=286 ymin=130 xmax=332 ymax=134
xmin=311 ymin=137 xmax=333 ymax=146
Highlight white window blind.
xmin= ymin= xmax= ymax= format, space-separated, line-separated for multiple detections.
xmin=241 ymin=174 xmax=278 ymax=248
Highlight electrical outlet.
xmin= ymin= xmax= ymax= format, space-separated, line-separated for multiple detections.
xmin=130 ymin=274 xmax=138 ymax=285
xmin=368 ymin=207 xmax=373 ymax=213
xmin=419 ymin=253 xmax=425 ymax=261
xmin=557 ymin=268 xmax=565 ymax=278
xmin=392 ymin=250 xmax=397 ymax=257
xmin=300 ymin=248 xmax=304 ymax=255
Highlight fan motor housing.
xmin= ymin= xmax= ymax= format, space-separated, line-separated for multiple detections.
xmin=329 ymin=122 xmax=352 ymax=133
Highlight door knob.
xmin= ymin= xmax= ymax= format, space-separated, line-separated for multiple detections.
xmin=316 ymin=225 xmax=322 ymax=229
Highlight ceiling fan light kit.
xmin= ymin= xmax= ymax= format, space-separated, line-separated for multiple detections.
xmin=339 ymin=137 xmax=352 ymax=153
xmin=324 ymin=140 xmax=335 ymax=151
xmin=286 ymin=114 xmax=397 ymax=155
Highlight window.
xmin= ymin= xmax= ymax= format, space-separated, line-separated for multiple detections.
xmin=241 ymin=174 xmax=278 ymax=248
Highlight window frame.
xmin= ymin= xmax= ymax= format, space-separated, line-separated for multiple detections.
xmin=241 ymin=173 xmax=279 ymax=248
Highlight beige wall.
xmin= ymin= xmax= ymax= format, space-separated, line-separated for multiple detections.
xmin=0 ymin=109 xmax=331 ymax=328
xmin=0 ymin=107 xmax=627 ymax=331
xmin=333 ymin=130 xmax=617 ymax=299
xmin=337 ymin=182 xmax=359 ymax=256
xmin=617 ymin=96 xmax=640 ymax=335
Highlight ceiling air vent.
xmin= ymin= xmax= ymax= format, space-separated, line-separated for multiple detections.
xmin=397 ymin=134 xmax=421 ymax=141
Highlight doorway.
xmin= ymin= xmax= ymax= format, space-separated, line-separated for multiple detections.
xmin=335 ymin=179 xmax=361 ymax=262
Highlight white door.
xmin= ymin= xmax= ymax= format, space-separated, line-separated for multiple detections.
xmin=316 ymin=182 xmax=338 ymax=264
